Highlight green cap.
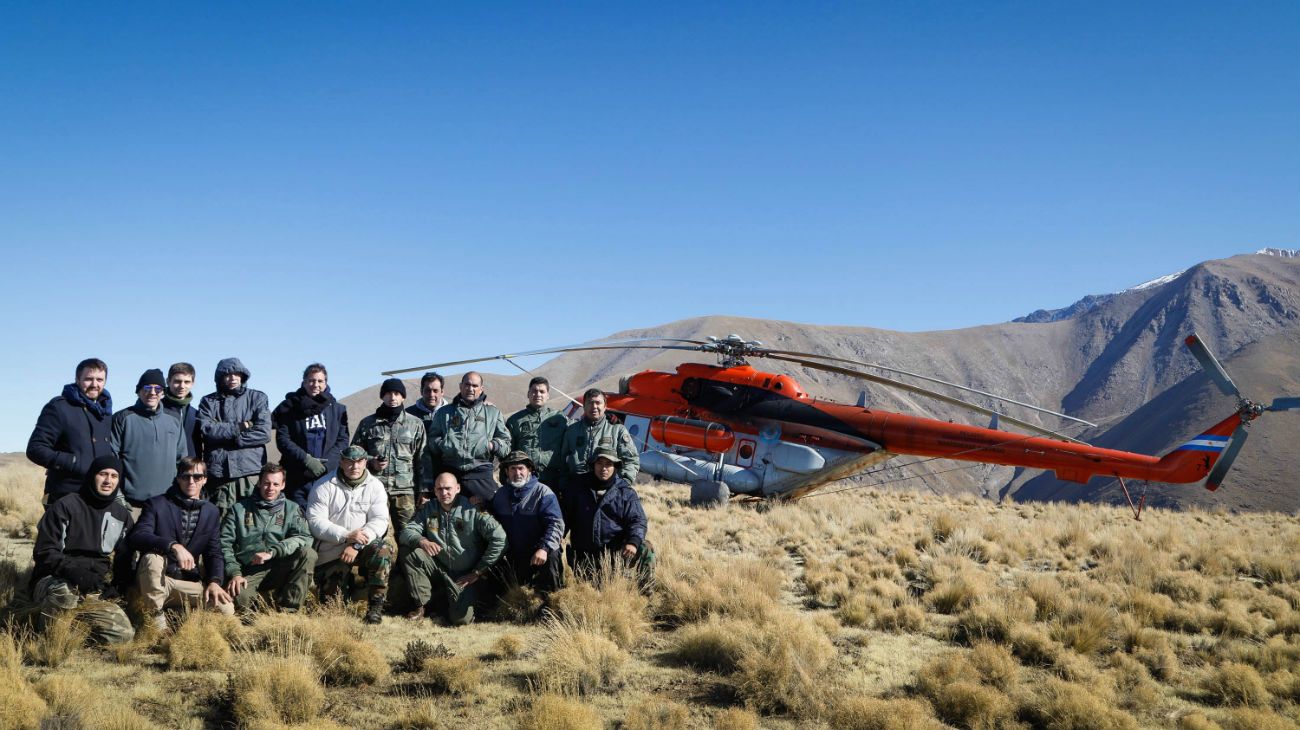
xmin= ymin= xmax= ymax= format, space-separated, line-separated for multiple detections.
xmin=589 ymin=447 xmax=621 ymax=466
xmin=340 ymin=445 xmax=369 ymax=461
xmin=501 ymin=450 xmax=535 ymax=470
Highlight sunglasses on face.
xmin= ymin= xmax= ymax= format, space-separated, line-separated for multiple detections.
xmin=141 ymin=386 xmax=164 ymax=394
xmin=180 ymin=473 xmax=207 ymax=481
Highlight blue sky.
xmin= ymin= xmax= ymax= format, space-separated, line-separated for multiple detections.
xmin=0 ymin=2 xmax=1296 ymax=451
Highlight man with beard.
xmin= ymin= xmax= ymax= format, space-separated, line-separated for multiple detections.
xmin=197 ymin=358 xmax=271 ymax=514
xmin=31 ymin=455 xmax=136 ymax=644
xmin=556 ymin=389 xmax=639 ymax=494
xmin=407 ymin=371 xmax=446 ymax=501
xmin=564 ymin=449 xmax=652 ymax=582
xmin=400 ymin=472 xmax=505 ymax=625
xmin=352 ymin=378 xmax=425 ymax=535
xmin=129 ymin=456 xmax=235 ymax=630
xmin=488 ymin=450 xmax=564 ymax=594
xmin=428 ymin=371 xmax=511 ymax=504
xmin=27 ymin=358 xmax=115 ymax=507
xmin=506 ymin=376 xmax=570 ymax=488
xmin=273 ymin=363 xmax=351 ymax=510
xmin=222 ymin=463 xmax=315 ymax=613
xmin=110 ymin=369 xmax=187 ymax=515
xmin=308 ymin=445 xmax=392 ymax=624
xmin=162 ymin=362 xmax=202 ymax=458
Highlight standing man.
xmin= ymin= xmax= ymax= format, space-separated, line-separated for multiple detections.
xmin=128 ymin=456 xmax=235 ymax=629
xmin=506 ymin=376 xmax=571 ymax=487
xmin=30 ymin=455 xmax=135 ymax=644
xmin=110 ymin=368 xmax=187 ymax=514
xmin=428 ymin=372 xmax=511 ymax=503
xmin=221 ymin=463 xmax=316 ymax=613
xmin=197 ymin=358 xmax=271 ymax=514
xmin=564 ymin=449 xmax=652 ymax=581
xmin=307 ymin=445 xmax=392 ymax=624
xmin=353 ymin=378 xmax=425 ymax=535
xmin=407 ymin=372 xmax=446 ymax=500
xmin=274 ymin=363 xmax=350 ymax=510
xmin=489 ymin=451 xmax=565 ymax=595
xmin=162 ymin=362 xmax=202 ymax=458
xmin=400 ymin=472 xmax=505 ymax=625
xmin=27 ymin=358 xmax=115 ymax=506
xmin=557 ymin=389 xmax=640 ymax=492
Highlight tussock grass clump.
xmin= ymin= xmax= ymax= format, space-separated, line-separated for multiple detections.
xmin=1007 ymin=623 xmax=1064 ymax=667
xmin=1050 ymin=601 xmax=1116 ymax=655
xmin=1251 ymin=556 xmax=1298 ymax=586
xmin=916 ymin=651 xmax=1016 ymax=728
xmin=925 ymin=571 xmax=985 ymax=614
xmin=0 ymin=664 xmax=46 ymax=730
xmin=1016 ymin=677 xmax=1138 ymax=729
xmin=713 ymin=707 xmax=760 ymax=730
xmin=497 ymin=583 xmax=544 ymax=623
xmin=26 ymin=610 xmax=89 ymax=666
xmin=422 ymin=655 xmax=483 ymax=695
xmin=1202 ymin=662 xmax=1270 ymax=707
xmin=388 ymin=700 xmax=445 ymax=730
xmin=624 ymin=695 xmax=689 ymax=730
xmin=492 ymin=633 xmax=526 ymax=660
xmin=167 ymin=610 xmax=238 ymax=670
xmin=34 ymin=672 xmax=156 ymax=730
xmin=313 ymin=631 xmax=390 ymax=686
xmin=671 ymin=614 xmax=748 ymax=672
xmin=1154 ymin=570 xmax=1209 ymax=604
xmin=968 ymin=641 xmax=1020 ymax=690
xmin=549 ymin=563 xmax=649 ymax=649
xmin=951 ymin=592 xmax=1034 ymax=645
xmin=232 ymin=655 xmax=325 ymax=727
xmin=735 ymin=612 xmax=835 ymax=716
xmin=515 ymin=693 xmax=603 ymax=730
xmin=657 ymin=557 xmax=784 ymax=623
xmin=1219 ymin=707 xmax=1297 ymax=730
xmin=1176 ymin=712 xmax=1222 ymax=730
xmin=538 ymin=616 xmax=628 ymax=695
xmin=826 ymin=696 xmax=939 ymax=729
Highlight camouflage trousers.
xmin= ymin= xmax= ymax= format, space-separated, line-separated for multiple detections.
xmin=233 ymin=545 xmax=316 ymax=612
xmin=314 ymin=540 xmax=394 ymax=603
xmin=208 ymin=475 xmax=259 ymax=515
xmin=33 ymin=575 xmax=135 ymax=645
xmin=400 ymin=548 xmax=486 ymax=626
xmin=389 ymin=493 xmax=416 ymax=538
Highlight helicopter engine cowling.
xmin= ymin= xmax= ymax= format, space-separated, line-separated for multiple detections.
xmin=649 ymin=416 xmax=736 ymax=454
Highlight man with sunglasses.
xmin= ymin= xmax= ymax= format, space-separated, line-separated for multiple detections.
xmin=110 ymin=369 xmax=187 ymax=517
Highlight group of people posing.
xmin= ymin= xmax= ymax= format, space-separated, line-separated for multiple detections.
xmin=25 ymin=357 xmax=652 ymax=643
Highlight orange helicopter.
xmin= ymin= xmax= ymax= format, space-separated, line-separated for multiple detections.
xmin=383 ymin=333 xmax=1297 ymax=515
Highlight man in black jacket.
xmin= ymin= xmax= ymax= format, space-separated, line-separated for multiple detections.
xmin=273 ymin=363 xmax=350 ymax=510
xmin=564 ymin=449 xmax=652 ymax=581
xmin=128 ymin=456 xmax=234 ymax=630
xmin=26 ymin=358 xmax=115 ymax=506
xmin=31 ymin=454 xmax=136 ymax=644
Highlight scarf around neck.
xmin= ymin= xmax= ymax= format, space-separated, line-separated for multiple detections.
xmin=164 ymin=391 xmax=192 ymax=409
xmin=63 ymin=383 xmax=112 ymax=419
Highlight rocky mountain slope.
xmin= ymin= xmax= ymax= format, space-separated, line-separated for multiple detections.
xmin=343 ymin=251 xmax=1300 ymax=512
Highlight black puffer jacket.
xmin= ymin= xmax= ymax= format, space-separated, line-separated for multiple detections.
xmin=128 ymin=486 xmax=226 ymax=585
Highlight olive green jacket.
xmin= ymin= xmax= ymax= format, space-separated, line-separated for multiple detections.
xmin=506 ymin=405 xmax=570 ymax=480
xmin=220 ymin=497 xmax=312 ymax=577
xmin=558 ymin=416 xmax=640 ymax=482
xmin=352 ymin=409 xmax=426 ymax=496
xmin=428 ymin=395 xmax=511 ymax=473
xmin=399 ymin=495 xmax=506 ymax=577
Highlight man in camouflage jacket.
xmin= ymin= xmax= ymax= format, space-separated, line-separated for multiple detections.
xmin=352 ymin=378 xmax=425 ymax=536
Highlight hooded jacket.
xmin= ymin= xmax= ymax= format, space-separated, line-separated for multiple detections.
xmin=273 ymin=387 xmax=350 ymax=497
xmin=27 ymin=384 xmax=115 ymax=498
xmin=306 ymin=469 xmax=389 ymax=564
xmin=128 ymin=486 xmax=226 ymax=585
xmin=110 ymin=400 xmax=187 ymax=503
xmin=565 ymin=472 xmax=647 ymax=555
xmin=488 ymin=474 xmax=564 ymax=560
xmin=32 ymin=457 xmax=134 ymax=592
xmin=197 ymin=358 xmax=271 ymax=479
xmin=400 ymin=494 xmax=506 ymax=577
xmin=221 ymin=494 xmax=313 ymax=576
xmin=429 ymin=394 xmax=512 ymax=473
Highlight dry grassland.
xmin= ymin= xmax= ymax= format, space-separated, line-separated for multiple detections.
xmin=2 ymin=458 xmax=1299 ymax=728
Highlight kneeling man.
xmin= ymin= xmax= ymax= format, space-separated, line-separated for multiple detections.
xmin=308 ymin=445 xmax=392 ymax=624
xmin=222 ymin=463 xmax=316 ymax=612
xmin=128 ymin=456 xmax=235 ymax=629
xmin=566 ymin=449 xmax=652 ymax=580
xmin=489 ymin=450 xmax=565 ymax=594
xmin=401 ymin=472 xmax=505 ymax=625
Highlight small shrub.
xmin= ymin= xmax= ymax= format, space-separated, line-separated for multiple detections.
xmin=422 ymin=655 xmax=482 ymax=695
xmin=497 ymin=584 xmax=544 ymax=623
xmin=538 ymin=616 xmax=627 ymax=695
xmin=232 ymin=655 xmax=325 ymax=726
xmin=826 ymin=696 xmax=939 ymax=729
xmin=493 ymin=633 xmax=526 ymax=660
xmin=1202 ymin=662 xmax=1270 ymax=707
xmin=397 ymin=638 xmax=450 ymax=673
xmin=671 ymin=615 xmax=748 ymax=672
xmin=515 ymin=693 xmax=602 ymax=730
xmin=624 ymin=695 xmax=689 ymax=730
xmin=713 ymin=707 xmax=760 ymax=730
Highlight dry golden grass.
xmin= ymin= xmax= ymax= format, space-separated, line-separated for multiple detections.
xmin=549 ymin=559 xmax=650 ymax=649
xmin=537 ymin=615 xmax=628 ymax=695
xmin=0 ymin=663 xmax=46 ymax=730
xmin=825 ymin=696 xmax=940 ymax=729
xmin=313 ymin=630 xmax=391 ymax=686
xmin=420 ymin=654 xmax=482 ymax=695
xmin=670 ymin=613 xmax=749 ymax=672
xmin=493 ymin=632 xmax=526 ymax=659
xmin=26 ymin=610 xmax=89 ymax=666
xmin=232 ymin=654 xmax=325 ymax=727
xmin=712 ymin=707 xmax=760 ymax=730
xmin=515 ymin=693 xmax=603 ymax=730
xmin=735 ymin=611 xmax=835 ymax=716
xmin=167 ymin=609 xmax=238 ymax=670
xmin=623 ymin=695 xmax=690 ymax=730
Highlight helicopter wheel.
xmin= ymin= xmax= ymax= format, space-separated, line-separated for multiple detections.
xmin=689 ymin=480 xmax=730 ymax=509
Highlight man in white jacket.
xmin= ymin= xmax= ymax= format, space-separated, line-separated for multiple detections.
xmin=307 ymin=444 xmax=392 ymax=624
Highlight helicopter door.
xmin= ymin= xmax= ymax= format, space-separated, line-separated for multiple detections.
xmin=736 ymin=438 xmax=757 ymax=467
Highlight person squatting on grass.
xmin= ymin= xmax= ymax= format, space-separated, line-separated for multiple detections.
xmin=221 ymin=463 xmax=316 ymax=613
xmin=30 ymin=455 xmax=136 ymax=644
xmin=563 ymin=448 xmax=654 ymax=583
xmin=127 ymin=456 xmax=235 ymax=631
xmin=198 ymin=358 xmax=271 ymax=515
xmin=400 ymin=471 xmax=506 ymax=625
xmin=352 ymin=377 xmax=425 ymax=537
xmin=489 ymin=450 xmax=566 ymax=595
xmin=308 ymin=445 xmax=393 ymax=624
xmin=27 ymin=358 xmax=115 ymax=508
xmin=273 ymin=363 xmax=351 ymax=511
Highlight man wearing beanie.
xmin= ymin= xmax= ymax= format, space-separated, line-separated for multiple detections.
xmin=352 ymin=377 xmax=425 ymax=536
xmin=197 ymin=358 xmax=271 ymax=515
xmin=110 ymin=368 xmax=187 ymax=515
xmin=27 ymin=358 xmax=115 ymax=506
xmin=307 ymin=445 xmax=392 ymax=624
xmin=31 ymin=454 xmax=136 ymax=644
xmin=428 ymin=371 xmax=512 ymax=504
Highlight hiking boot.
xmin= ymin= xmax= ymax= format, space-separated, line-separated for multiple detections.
xmin=405 ymin=605 xmax=425 ymax=621
xmin=364 ymin=595 xmax=385 ymax=625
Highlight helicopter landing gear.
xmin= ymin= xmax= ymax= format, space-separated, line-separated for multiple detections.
xmin=690 ymin=480 xmax=730 ymax=508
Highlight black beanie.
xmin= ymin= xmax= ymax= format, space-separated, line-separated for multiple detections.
xmin=136 ymin=368 xmax=166 ymax=392
xmin=380 ymin=378 xmax=407 ymax=398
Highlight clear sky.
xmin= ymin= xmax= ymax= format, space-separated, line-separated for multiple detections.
xmin=1 ymin=2 xmax=1296 ymax=451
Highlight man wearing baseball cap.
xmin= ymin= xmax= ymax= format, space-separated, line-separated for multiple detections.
xmin=307 ymin=444 xmax=393 ymax=624
xmin=564 ymin=448 xmax=652 ymax=582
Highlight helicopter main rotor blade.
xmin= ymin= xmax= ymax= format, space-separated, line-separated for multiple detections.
xmin=1184 ymin=334 xmax=1242 ymax=399
xmin=764 ymin=353 xmax=1087 ymax=443
xmin=760 ymin=349 xmax=1096 ymax=427
xmin=1268 ymin=396 xmax=1300 ymax=412
xmin=1204 ymin=424 xmax=1249 ymax=491
xmin=381 ymin=338 xmax=706 ymax=376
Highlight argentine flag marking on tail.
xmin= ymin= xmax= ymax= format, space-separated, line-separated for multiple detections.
xmin=1178 ymin=434 xmax=1229 ymax=452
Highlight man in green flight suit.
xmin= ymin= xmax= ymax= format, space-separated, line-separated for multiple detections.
xmin=221 ymin=463 xmax=315 ymax=612
xmin=427 ymin=371 xmax=511 ymax=504
xmin=557 ymin=388 xmax=639 ymax=494
xmin=505 ymin=376 xmax=570 ymax=487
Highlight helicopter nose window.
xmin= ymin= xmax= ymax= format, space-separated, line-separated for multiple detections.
xmin=628 ymin=423 xmax=640 ymax=437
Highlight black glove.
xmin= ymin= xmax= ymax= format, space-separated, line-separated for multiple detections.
xmin=304 ymin=456 xmax=328 ymax=479
xmin=60 ymin=562 xmax=105 ymax=594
